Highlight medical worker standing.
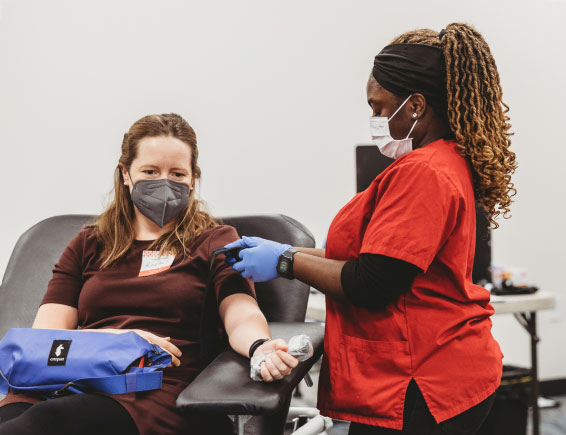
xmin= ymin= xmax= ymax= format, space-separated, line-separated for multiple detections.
xmin=225 ymin=23 xmax=517 ymax=434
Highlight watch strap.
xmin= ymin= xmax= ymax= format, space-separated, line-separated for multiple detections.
xmin=277 ymin=248 xmax=299 ymax=279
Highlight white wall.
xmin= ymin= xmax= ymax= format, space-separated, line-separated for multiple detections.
xmin=1 ymin=0 xmax=565 ymax=379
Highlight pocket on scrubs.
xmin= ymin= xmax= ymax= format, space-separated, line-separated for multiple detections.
xmin=327 ymin=334 xmax=411 ymax=418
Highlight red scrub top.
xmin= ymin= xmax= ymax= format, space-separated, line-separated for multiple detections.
xmin=317 ymin=139 xmax=503 ymax=430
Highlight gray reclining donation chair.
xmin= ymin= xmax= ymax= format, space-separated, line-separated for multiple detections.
xmin=0 ymin=214 xmax=326 ymax=435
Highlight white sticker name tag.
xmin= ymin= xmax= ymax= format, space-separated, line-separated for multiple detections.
xmin=139 ymin=251 xmax=175 ymax=277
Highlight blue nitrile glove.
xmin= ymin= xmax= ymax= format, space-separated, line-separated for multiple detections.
xmin=224 ymin=236 xmax=291 ymax=282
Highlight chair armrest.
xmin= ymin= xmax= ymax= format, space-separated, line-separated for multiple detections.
xmin=176 ymin=322 xmax=324 ymax=416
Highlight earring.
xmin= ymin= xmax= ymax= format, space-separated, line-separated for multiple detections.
xmin=124 ymin=182 xmax=128 ymax=185
xmin=412 ymin=113 xmax=418 ymax=118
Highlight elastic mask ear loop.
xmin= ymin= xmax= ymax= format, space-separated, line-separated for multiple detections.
xmin=405 ymin=118 xmax=418 ymax=139
xmin=127 ymin=170 xmax=134 ymax=188
xmin=388 ymin=94 xmax=413 ymax=122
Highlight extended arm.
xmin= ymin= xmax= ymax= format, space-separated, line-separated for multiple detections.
xmin=295 ymin=247 xmax=325 ymax=258
xmin=225 ymin=237 xmax=421 ymax=308
xmin=291 ymin=252 xmax=421 ymax=308
xmin=219 ymin=293 xmax=271 ymax=355
xmin=219 ymin=293 xmax=298 ymax=381
xmin=292 ymin=252 xmax=349 ymax=302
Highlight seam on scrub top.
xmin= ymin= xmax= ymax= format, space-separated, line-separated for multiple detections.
xmin=403 ymin=293 xmax=414 ymax=372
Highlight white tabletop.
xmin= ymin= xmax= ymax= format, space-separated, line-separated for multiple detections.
xmin=305 ymin=290 xmax=556 ymax=322
xmin=490 ymin=291 xmax=556 ymax=315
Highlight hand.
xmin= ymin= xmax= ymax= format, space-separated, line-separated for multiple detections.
xmin=132 ymin=330 xmax=182 ymax=367
xmin=81 ymin=328 xmax=182 ymax=367
xmin=254 ymin=338 xmax=299 ymax=382
xmin=224 ymin=236 xmax=291 ymax=282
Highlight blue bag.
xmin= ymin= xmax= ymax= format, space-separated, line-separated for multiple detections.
xmin=0 ymin=328 xmax=172 ymax=397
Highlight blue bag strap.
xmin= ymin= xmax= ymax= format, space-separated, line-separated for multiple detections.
xmin=0 ymin=368 xmax=11 ymax=394
xmin=73 ymin=371 xmax=163 ymax=394
xmin=0 ymin=368 xmax=162 ymax=395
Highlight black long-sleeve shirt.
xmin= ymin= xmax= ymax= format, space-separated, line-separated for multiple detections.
xmin=341 ymin=254 xmax=422 ymax=309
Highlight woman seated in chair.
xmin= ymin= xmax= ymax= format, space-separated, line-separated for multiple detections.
xmin=0 ymin=113 xmax=298 ymax=435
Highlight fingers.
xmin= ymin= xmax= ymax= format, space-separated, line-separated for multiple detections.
xmin=224 ymin=237 xmax=260 ymax=250
xmin=242 ymin=236 xmax=261 ymax=247
xmin=154 ymin=336 xmax=182 ymax=358
xmin=151 ymin=337 xmax=182 ymax=367
xmin=260 ymin=351 xmax=298 ymax=382
xmin=263 ymin=357 xmax=283 ymax=380
xmin=277 ymin=351 xmax=299 ymax=368
xmin=165 ymin=355 xmax=180 ymax=367
xmin=135 ymin=330 xmax=182 ymax=361
xmin=232 ymin=261 xmax=245 ymax=273
xmin=224 ymin=240 xmax=246 ymax=250
xmin=260 ymin=363 xmax=273 ymax=382
xmin=268 ymin=352 xmax=293 ymax=376
xmin=254 ymin=337 xmax=298 ymax=383
xmin=232 ymin=253 xmax=254 ymax=279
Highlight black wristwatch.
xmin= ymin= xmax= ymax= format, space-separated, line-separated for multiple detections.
xmin=277 ymin=248 xmax=299 ymax=279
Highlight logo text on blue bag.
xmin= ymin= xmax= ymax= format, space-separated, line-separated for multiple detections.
xmin=47 ymin=340 xmax=72 ymax=366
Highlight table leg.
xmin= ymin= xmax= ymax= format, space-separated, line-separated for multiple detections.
xmin=530 ymin=311 xmax=540 ymax=435
xmin=515 ymin=311 xmax=540 ymax=435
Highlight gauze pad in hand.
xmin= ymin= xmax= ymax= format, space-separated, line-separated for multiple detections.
xmin=250 ymin=334 xmax=314 ymax=381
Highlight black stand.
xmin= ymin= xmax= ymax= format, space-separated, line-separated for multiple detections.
xmin=514 ymin=311 xmax=539 ymax=435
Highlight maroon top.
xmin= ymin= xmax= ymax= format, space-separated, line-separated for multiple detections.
xmin=0 ymin=225 xmax=254 ymax=434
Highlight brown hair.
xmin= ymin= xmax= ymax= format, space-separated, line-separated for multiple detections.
xmin=390 ymin=23 xmax=517 ymax=228
xmin=91 ymin=113 xmax=217 ymax=268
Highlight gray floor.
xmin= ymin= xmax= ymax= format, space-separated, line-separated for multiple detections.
xmin=321 ymin=397 xmax=566 ymax=435
xmin=291 ymin=369 xmax=566 ymax=435
xmin=322 ymin=398 xmax=566 ymax=435
xmin=531 ymin=396 xmax=566 ymax=435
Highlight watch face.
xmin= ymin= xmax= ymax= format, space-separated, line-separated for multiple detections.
xmin=279 ymin=259 xmax=289 ymax=273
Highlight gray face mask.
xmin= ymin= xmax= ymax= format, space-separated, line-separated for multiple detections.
xmin=130 ymin=178 xmax=190 ymax=228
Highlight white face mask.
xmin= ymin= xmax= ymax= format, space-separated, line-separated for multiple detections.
xmin=369 ymin=94 xmax=418 ymax=160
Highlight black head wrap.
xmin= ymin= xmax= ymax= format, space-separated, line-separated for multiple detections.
xmin=372 ymin=43 xmax=446 ymax=109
